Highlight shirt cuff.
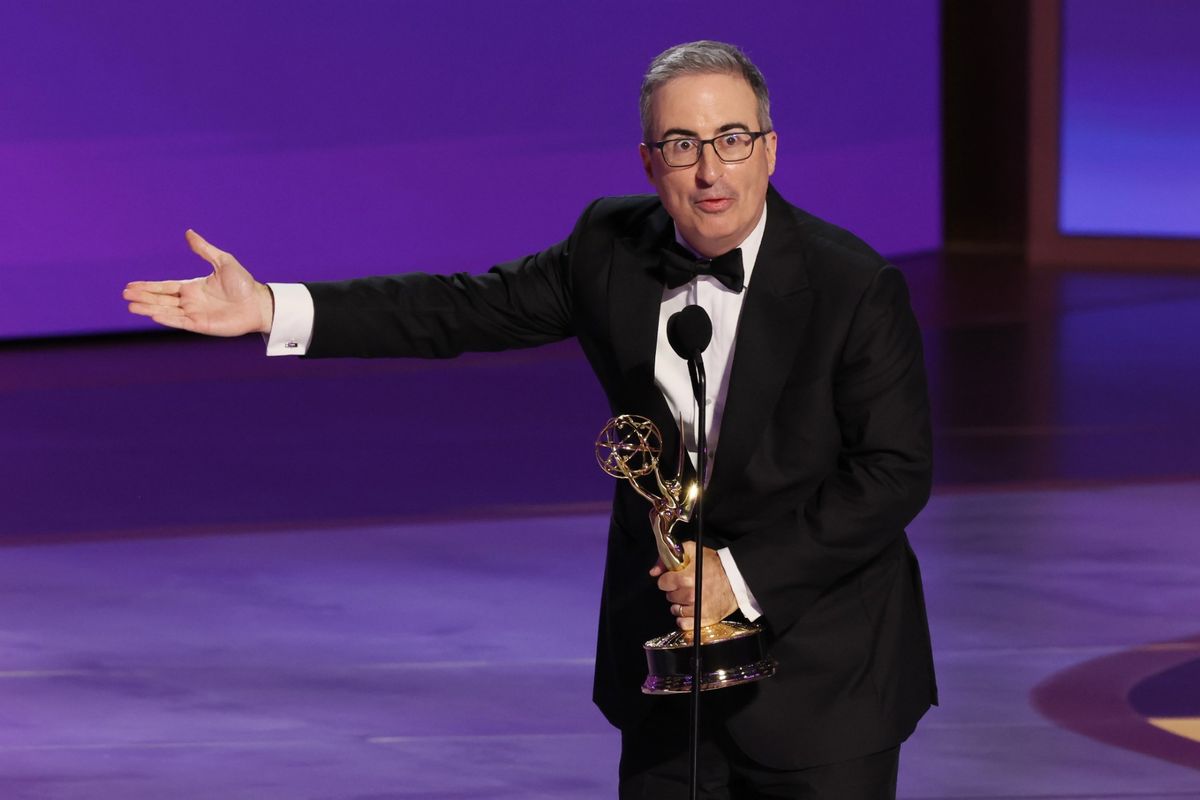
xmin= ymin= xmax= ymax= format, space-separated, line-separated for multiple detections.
xmin=716 ymin=547 xmax=763 ymax=622
xmin=264 ymin=283 xmax=314 ymax=356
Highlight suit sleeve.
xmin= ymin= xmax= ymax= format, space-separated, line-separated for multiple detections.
xmin=728 ymin=265 xmax=932 ymax=634
xmin=302 ymin=201 xmax=600 ymax=359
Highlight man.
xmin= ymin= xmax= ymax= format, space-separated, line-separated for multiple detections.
xmin=126 ymin=41 xmax=935 ymax=798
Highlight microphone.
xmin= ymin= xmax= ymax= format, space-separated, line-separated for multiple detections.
xmin=668 ymin=305 xmax=711 ymax=404
xmin=667 ymin=304 xmax=712 ymax=361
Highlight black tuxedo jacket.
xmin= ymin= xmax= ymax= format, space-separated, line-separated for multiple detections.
xmin=305 ymin=186 xmax=936 ymax=769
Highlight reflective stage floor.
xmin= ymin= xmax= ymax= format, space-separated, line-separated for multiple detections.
xmin=2 ymin=256 xmax=1199 ymax=798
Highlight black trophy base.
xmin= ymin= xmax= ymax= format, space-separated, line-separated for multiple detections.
xmin=641 ymin=619 xmax=776 ymax=694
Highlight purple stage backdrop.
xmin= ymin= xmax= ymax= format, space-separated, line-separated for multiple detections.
xmin=1060 ymin=0 xmax=1200 ymax=238
xmin=0 ymin=1 xmax=940 ymax=340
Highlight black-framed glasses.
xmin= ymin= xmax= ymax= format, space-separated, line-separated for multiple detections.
xmin=651 ymin=131 xmax=771 ymax=168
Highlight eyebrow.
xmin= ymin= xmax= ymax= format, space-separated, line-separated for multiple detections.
xmin=659 ymin=122 xmax=752 ymax=140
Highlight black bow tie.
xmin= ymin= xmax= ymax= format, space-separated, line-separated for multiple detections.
xmin=657 ymin=244 xmax=745 ymax=293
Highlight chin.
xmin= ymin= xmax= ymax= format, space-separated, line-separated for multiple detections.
xmin=695 ymin=224 xmax=738 ymax=247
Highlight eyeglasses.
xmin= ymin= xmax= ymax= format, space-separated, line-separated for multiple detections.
xmin=650 ymin=131 xmax=771 ymax=168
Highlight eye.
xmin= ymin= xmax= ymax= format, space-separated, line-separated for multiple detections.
xmin=671 ymin=139 xmax=696 ymax=152
xmin=722 ymin=134 xmax=743 ymax=146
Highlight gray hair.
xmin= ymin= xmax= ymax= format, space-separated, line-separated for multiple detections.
xmin=639 ymin=40 xmax=773 ymax=144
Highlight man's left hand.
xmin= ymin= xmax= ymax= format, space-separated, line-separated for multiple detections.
xmin=650 ymin=541 xmax=739 ymax=631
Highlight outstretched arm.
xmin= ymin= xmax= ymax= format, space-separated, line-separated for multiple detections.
xmin=124 ymin=230 xmax=275 ymax=336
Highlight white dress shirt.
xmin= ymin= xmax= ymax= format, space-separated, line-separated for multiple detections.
xmin=653 ymin=208 xmax=766 ymax=621
xmin=264 ymin=206 xmax=767 ymax=621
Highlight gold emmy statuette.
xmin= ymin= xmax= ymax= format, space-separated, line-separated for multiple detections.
xmin=595 ymin=414 xmax=776 ymax=694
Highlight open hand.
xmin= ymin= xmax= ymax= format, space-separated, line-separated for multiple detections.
xmin=124 ymin=230 xmax=274 ymax=336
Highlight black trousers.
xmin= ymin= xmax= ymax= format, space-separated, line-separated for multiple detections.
xmin=618 ymin=700 xmax=899 ymax=800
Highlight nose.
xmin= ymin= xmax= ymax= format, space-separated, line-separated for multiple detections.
xmin=694 ymin=141 xmax=723 ymax=184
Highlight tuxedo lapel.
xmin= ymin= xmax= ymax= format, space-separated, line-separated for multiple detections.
xmin=608 ymin=206 xmax=685 ymax=475
xmin=707 ymin=190 xmax=812 ymax=508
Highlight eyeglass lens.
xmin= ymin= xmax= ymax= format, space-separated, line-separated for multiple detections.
xmin=660 ymin=133 xmax=756 ymax=167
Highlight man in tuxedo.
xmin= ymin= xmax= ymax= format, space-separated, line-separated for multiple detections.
xmin=126 ymin=40 xmax=935 ymax=799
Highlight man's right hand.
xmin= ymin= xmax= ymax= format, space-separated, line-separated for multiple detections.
xmin=124 ymin=230 xmax=274 ymax=336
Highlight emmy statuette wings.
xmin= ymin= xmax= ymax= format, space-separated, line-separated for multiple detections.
xmin=596 ymin=414 xmax=696 ymax=571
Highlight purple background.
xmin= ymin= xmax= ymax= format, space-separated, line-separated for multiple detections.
xmin=0 ymin=0 xmax=940 ymax=339
xmin=1060 ymin=0 xmax=1200 ymax=238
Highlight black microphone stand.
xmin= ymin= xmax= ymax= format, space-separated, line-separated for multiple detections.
xmin=666 ymin=303 xmax=714 ymax=800
xmin=687 ymin=353 xmax=707 ymax=800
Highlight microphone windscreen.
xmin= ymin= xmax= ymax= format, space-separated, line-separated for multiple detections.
xmin=667 ymin=304 xmax=713 ymax=360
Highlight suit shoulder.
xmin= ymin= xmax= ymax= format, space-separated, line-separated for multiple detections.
xmin=771 ymin=196 xmax=892 ymax=292
xmin=576 ymin=194 xmax=663 ymax=235
xmin=797 ymin=210 xmax=887 ymax=272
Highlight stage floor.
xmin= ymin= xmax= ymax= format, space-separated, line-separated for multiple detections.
xmin=2 ymin=256 xmax=1199 ymax=797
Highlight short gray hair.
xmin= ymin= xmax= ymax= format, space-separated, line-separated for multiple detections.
xmin=639 ymin=40 xmax=773 ymax=144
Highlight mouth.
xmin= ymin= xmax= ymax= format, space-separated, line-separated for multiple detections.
xmin=694 ymin=196 xmax=733 ymax=213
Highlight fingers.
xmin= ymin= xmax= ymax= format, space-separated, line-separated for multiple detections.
xmin=128 ymin=303 xmax=198 ymax=332
xmin=125 ymin=283 xmax=186 ymax=325
xmin=125 ymin=281 xmax=198 ymax=331
xmin=670 ymin=602 xmax=693 ymax=618
xmin=124 ymin=281 xmax=184 ymax=300
xmin=186 ymin=229 xmax=226 ymax=269
xmin=671 ymin=602 xmax=730 ymax=632
xmin=127 ymin=300 xmax=170 ymax=318
xmin=659 ymin=570 xmax=694 ymax=605
xmin=123 ymin=285 xmax=182 ymax=308
xmin=662 ymin=586 xmax=694 ymax=606
xmin=656 ymin=566 xmax=691 ymax=592
xmin=671 ymin=603 xmax=701 ymax=631
xmin=650 ymin=541 xmax=696 ymax=577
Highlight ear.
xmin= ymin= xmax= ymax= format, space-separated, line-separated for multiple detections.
xmin=764 ymin=131 xmax=778 ymax=177
xmin=639 ymin=142 xmax=655 ymax=183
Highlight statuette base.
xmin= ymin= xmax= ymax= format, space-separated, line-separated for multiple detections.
xmin=642 ymin=619 xmax=776 ymax=694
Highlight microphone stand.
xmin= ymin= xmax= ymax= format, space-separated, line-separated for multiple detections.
xmin=687 ymin=354 xmax=707 ymax=800
xmin=666 ymin=302 xmax=715 ymax=800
